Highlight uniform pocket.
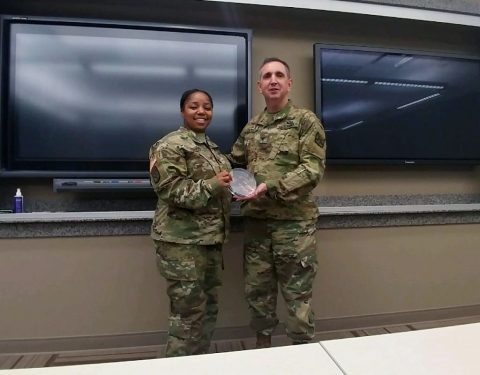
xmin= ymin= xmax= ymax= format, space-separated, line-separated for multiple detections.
xmin=168 ymin=314 xmax=192 ymax=340
xmin=268 ymin=130 xmax=298 ymax=161
xmin=267 ymin=133 xmax=287 ymax=160
xmin=300 ymin=253 xmax=318 ymax=273
xmin=156 ymin=255 xmax=198 ymax=281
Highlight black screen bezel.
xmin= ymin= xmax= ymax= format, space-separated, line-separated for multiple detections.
xmin=0 ymin=15 xmax=251 ymax=177
xmin=314 ymin=43 xmax=480 ymax=166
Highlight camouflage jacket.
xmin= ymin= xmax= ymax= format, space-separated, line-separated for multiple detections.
xmin=229 ymin=101 xmax=326 ymax=220
xmin=149 ymin=126 xmax=232 ymax=245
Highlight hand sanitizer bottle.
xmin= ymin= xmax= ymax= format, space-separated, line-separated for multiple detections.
xmin=14 ymin=188 xmax=24 ymax=213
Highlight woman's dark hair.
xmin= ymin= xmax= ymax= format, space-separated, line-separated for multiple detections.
xmin=180 ymin=89 xmax=214 ymax=110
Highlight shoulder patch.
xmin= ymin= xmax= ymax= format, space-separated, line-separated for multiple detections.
xmin=150 ymin=166 xmax=161 ymax=184
xmin=315 ymin=132 xmax=325 ymax=148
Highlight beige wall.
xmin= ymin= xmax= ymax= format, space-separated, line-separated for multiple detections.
xmin=2 ymin=225 xmax=480 ymax=340
xmin=317 ymin=225 xmax=480 ymax=317
xmin=0 ymin=234 xmax=248 ymax=339
xmin=316 ymin=166 xmax=480 ymax=196
xmin=0 ymin=236 xmax=167 ymax=339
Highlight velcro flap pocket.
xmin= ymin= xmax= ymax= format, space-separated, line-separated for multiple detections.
xmin=157 ymin=256 xmax=198 ymax=281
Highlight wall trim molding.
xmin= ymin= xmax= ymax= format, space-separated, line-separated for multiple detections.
xmin=2 ymin=304 xmax=480 ymax=354
xmin=2 ymin=201 xmax=480 ymax=238
xmin=203 ymin=0 xmax=480 ymax=27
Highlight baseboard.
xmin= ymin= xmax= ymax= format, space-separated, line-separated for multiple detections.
xmin=0 ymin=331 xmax=168 ymax=355
xmin=313 ymin=304 xmax=480 ymax=332
xmin=2 ymin=304 xmax=480 ymax=354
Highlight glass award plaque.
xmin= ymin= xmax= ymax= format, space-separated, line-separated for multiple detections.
xmin=230 ymin=168 xmax=257 ymax=197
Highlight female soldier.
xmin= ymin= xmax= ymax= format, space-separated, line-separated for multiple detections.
xmin=149 ymin=89 xmax=232 ymax=357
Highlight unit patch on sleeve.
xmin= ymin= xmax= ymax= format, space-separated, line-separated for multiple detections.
xmin=151 ymin=166 xmax=161 ymax=184
xmin=315 ymin=132 xmax=325 ymax=148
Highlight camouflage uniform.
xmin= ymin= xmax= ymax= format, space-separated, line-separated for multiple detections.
xmin=229 ymin=101 xmax=326 ymax=342
xmin=149 ymin=126 xmax=231 ymax=357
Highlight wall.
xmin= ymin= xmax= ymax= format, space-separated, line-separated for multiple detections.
xmin=2 ymin=224 xmax=480 ymax=342
xmin=358 ymin=0 xmax=480 ymax=15
xmin=0 ymin=233 xmax=249 ymax=340
xmin=0 ymin=0 xmax=480 ymax=345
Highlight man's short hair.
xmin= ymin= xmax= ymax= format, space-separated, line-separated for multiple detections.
xmin=259 ymin=57 xmax=291 ymax=78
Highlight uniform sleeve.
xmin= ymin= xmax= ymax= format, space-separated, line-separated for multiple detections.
xmin=227 ymin=127 xmax=248 ymax=168
xmin=266 ymin=112 xmax=326 ymax=201
xmin=149 ymin=142 xmax=222 ymax=210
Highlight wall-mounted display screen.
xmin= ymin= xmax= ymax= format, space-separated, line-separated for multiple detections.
xmin=314 ymin=44 xmax=480 ymax=165
xmin=1 ymin=16 xmax=250 ymax=177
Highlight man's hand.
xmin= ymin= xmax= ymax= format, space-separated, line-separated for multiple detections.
xmin=235 ymin=182 xmax=267 ymax=201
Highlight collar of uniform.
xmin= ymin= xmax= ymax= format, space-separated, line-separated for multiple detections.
xmin=259 ymin=100 xmax=292 ymax=125
xmin=180 ymin=125 xmax=207 ymax=144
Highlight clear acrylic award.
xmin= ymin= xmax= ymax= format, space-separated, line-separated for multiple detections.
xmin=229 ymin=168 xmax=257 ymax=197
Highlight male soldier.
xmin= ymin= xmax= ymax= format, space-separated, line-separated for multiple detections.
xmin=229 ymin=57 xmax=326 ymax=347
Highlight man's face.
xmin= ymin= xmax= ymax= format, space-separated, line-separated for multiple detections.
xmin=257 ymin=61 xmax=292 ymax=102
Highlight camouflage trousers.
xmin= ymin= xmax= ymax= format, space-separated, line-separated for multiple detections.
xmin=154 ymin=240 xmax=222 ymax=357
xmin=244 ymin=217 xmax=318 ymax=342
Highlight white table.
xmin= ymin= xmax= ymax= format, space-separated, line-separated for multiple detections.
xmin=4 ymin=323 xmax=480 ymax=374
xmin=321 ymin=322 xmax=480 ymax=375
xmin=2 ymin=343 xmax=342 ymax=375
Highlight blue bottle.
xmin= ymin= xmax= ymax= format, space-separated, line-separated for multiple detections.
xmin=14 ymin=188 xmax=24 ymax=213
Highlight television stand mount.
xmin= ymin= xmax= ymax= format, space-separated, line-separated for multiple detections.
xmin=53 ymin=178 xmax=151 ymax=192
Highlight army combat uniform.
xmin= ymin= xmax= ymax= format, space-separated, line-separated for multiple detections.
xmin=149 ymin=126 xmax=231 ymax=357
xmin=229 ymin=101 xmax=326 ymax=343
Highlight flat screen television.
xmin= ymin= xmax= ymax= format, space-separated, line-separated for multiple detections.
xmin=314 ymin=44 xmax=480 ymax=165
xmin=0 ymin=16 xmax=251 ymax=177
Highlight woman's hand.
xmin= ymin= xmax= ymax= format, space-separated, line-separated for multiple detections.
xmin=215 ymin=170 xmax=232 ymax=187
